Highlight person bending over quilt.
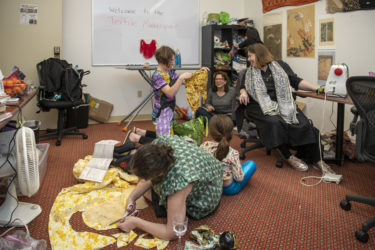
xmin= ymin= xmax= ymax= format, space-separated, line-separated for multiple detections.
xmin=195 ymin=71 xmax=236 ymax=123
xmin=117 ymin=135 xmax=222 ymax=241
xmin=151 ymin=46 xmax=208 ymax=135
xmin=238 ymin=43 xmax=336 ymax=175
xmin=200 ymin=115 xmax=256 ymax=195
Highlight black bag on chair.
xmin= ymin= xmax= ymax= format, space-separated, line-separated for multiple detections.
xmin=37 ymin=58 xmax=90 ymax=105
xmin=36 ymin=58 xmax=90 ymax=146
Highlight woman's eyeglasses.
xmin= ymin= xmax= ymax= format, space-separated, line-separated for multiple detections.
xmin=215 ymin=78 xmax=225 ymax=81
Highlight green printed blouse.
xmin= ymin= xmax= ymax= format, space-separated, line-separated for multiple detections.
xmin=152 ymin=135 xmax=223 ymax=219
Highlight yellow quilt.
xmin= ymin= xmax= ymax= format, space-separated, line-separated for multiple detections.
xmin=48 ymin=155 xmax=168 ymax=249
xmin=185 ymin=70 xmax=208 ymax=111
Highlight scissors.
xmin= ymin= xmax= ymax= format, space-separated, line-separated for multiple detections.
xmin=109 ymin=204 xmax=138 ymax=226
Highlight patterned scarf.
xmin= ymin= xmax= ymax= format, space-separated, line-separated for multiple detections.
xmin=244 ymin=61 xmax=298 ymax=124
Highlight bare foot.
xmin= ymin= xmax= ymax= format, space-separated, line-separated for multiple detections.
xmin=128 ymin=132 xmax=141 ymax=143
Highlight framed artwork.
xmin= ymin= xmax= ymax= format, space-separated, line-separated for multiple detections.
xmin=264 ymin=24 xmax=282 ymax=60
xmin=318 ymin=50 xmax=335 ymax=85
xmin=287 ymin=4 xmax=315 ymax=57
xmin=319 ymin=18 xmax=334 ymax=46
xmin=326 ymin=0 xmax=375 ymax=14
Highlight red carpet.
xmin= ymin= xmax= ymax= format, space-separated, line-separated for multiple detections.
xmin=1 ymin=121 xmax=375 ymax=249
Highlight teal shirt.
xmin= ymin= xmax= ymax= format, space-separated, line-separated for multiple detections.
xmin=152 ymin=135 xmax=223 ymax=219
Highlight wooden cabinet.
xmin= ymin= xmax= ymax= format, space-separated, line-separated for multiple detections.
xmin=202 ymin=25 xmax=247 ymax=87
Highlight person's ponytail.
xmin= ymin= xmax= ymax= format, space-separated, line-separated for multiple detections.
xmin=216 ymin=137 xmax=230 ymax=161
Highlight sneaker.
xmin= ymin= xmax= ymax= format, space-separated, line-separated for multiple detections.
xmin=286 ymin=155 xmax=309 ymax=172
xmin=313 ymin=160 xmax=336 ymax=175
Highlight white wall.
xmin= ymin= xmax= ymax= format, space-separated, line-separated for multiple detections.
xmin=0 ymin=0 xmax=62 ymax=129
xmin=244 ymin=0 xmax=375 ymax=133
xmin=62 ymin=0 xmax=245 ymax=121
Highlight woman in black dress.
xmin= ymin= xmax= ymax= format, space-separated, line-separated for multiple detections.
xmin=238 ymin=43 xmax=335 ymax=174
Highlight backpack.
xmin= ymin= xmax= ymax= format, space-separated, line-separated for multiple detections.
xmin=36 ymin=58 xmax=89 ymax=103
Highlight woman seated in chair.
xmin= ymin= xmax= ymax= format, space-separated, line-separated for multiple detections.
xmin=200 ymin=114 xmax=257 ymax=195
xmin=238 ymin=43 xmax=336 ymax=175
xmin=195 ymin=71 xmax=235 ymax=123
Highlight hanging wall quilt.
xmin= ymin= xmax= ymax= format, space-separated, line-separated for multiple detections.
xmin=327 ymin=0 xmax=375 ymax=13
xmin=264 ymin=24 xmax=282 ymax=61
xmin=263 ymin=12 xmax=283 ymax=61
xmin=262 ymin=0 xmax=318 ymax=13
xmin=286 ymin=4 xmax=315 ymax=58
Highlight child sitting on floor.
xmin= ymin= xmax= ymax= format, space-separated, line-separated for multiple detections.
xmin=200 ymin=114 xmax=256 ymax=195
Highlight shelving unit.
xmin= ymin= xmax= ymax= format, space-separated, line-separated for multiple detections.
xmin=202 ymin=25 xmax=247 ymax=87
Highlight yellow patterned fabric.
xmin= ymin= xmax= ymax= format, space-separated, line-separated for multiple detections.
xmin=49 ymin=156 xmax=144 ymax=249
xmin=134 ymin=233 xmax=169 ymax=249
xmin=113 ymin=232 xmax=138 ymax=248
xmin=184 ymin=70 xmax=208 ymax=111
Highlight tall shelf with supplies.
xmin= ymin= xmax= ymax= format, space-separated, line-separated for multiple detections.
xmin=202 ymin=25 xmax=248 ymax=88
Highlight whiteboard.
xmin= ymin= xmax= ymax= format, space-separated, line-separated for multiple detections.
xmin=92 ymin=0 xmax=200 ymax=66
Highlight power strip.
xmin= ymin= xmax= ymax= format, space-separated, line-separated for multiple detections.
xmin=322 ymin=173 xmax=343 ymax=184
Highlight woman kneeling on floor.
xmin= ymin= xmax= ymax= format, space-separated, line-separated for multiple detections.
xmin=200 ymin=115 xmax=257 ymax=195
xmin=118 ymin=135 xmax=223 ymax=241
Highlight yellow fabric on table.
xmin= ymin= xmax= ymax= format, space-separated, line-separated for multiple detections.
xmin=48 ymin=155 xmax=146 ymax=249
xmin=185 ymin=70 xmax=208 ymax=111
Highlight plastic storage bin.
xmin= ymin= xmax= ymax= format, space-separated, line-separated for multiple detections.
xmin=36 ymin=143 xmax=49 ymax=189
xmin=24 ymin=120 xmax=40 ymax=143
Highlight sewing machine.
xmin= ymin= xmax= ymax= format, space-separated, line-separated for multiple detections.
xmin=325 ymin=64 xmax=349 ymax=98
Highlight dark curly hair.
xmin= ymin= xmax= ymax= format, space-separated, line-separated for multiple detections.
xmin=129 ymin=142 xmax=175 ymax=181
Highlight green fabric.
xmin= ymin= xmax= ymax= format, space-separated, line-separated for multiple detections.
xmin=152 ymin=135 xmax=223 ymax=219
xmin=219 ymin=11 xmax=230 ymax=24
xmin=173 ymin=116 xmax=208 ymax=145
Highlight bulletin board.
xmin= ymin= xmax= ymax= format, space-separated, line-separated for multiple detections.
xmin=92 ymin=0 xmax=200 ymax=66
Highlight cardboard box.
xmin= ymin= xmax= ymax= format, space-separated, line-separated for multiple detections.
xmin=88 ymin=96 xmax=113 ymax=123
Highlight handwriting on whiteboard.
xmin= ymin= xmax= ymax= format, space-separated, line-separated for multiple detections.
xmin=109 ymin=16 xmax=177 ymax=31
xmin=108 ymin=6 xmax=163 ymax=16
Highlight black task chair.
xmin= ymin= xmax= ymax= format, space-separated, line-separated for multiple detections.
xmin=233 ymin=69 xmax=284 ymax=167
xmin=237 ymin=114 xmax=284 ymax=167
xmin=340 ymin=76 xmax=375 ymax=243
xmin=36 ymin=58 xmax=89 ymax=146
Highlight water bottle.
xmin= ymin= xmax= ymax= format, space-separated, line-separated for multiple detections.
xmin=74 ymin=64 xmax=81 ymax=77
xmin=175 ymin=49 xmax=181 ymax=67
xmin=0 ymin=69 xmax=4 ymax=94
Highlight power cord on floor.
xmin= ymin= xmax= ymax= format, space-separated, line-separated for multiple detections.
xmin=299 ymin=93 xmax=328 ymax=187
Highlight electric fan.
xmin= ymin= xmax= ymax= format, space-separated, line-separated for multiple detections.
xmin=0 ymin=127 xmax=42 ymax=227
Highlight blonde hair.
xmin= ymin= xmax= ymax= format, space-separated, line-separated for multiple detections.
xmin=208 ymin=115 xmax=233 ymax=161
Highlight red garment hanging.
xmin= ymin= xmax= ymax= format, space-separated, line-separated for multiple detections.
xmin=140 ymin=40 xmax=157 ymax=59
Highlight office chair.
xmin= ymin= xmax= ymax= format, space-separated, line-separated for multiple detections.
xmin=233 ymin=69 xmax=284 ymax=167
xmin=238 ymin=115 xmax=284 ymax=167
xmin=36 ymin=58 xmax=89 ymax=146
xmin=340 ymin=76 xmax=375 ymax=243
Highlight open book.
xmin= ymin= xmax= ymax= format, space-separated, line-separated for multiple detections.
xmin=79 ymin=140 xmax=119 ymax=182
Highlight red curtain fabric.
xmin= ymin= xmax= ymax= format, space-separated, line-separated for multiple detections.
xmin=262 ymin=0 xmax=319 ymax=13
